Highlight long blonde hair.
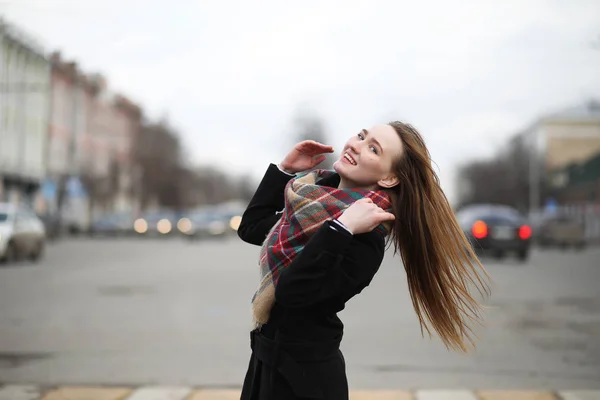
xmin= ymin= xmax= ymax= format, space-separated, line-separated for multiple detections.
xmin=386 ymin=121 xmax=491 ymax=353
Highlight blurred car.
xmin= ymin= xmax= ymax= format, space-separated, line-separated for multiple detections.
xmin=0 ymin=202 xmax=46 ymax=263
xmin=37 ymin=212 xmax=60 ymax=240
xmin=214 ymin=207 xmax=244 ymax=235
xmin=133 ymin=210 xmax=179 ymax=237
xmin=89 ymin=212 xmax=134 ymax=236
xmin=176 ymin=203 xmax=244 ymax=239
xmin=456 ymin=203 xmax=533 ymax=261
xmin=537 ymin=212 xmax=586 ymax=249
xmin=176 ymin=208 xmax=229 ymax=239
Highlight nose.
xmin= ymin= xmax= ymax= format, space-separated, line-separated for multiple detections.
xmin=348 ymin=142 xmax=359 ymax=155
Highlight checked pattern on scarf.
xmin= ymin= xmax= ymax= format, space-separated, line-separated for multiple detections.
xmin=251 ymin=169 xmax=393 ymax=328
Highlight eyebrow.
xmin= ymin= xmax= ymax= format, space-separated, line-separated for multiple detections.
xmin=362 ymin=129 xmax=383 ymax=153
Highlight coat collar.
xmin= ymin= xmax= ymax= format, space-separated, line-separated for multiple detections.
xmin=316 ymin=170 xmax=341 ymax=188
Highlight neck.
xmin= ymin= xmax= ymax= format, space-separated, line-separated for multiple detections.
xmin=338 ymin=177 xmax=378 ymax=191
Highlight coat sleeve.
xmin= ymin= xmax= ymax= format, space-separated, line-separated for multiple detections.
xmin=237 ymin=163 xmax=295 ymax=246
xmin=274 ymin=220 xmax=385 ymax=308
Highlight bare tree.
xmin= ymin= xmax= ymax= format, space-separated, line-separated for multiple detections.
xmin=79 ymin=153 xmax=121 ymax=218
xmin=456 ymin=132 xmax=551 ymax=212
xmin=292 ymin=109 xmax=335 ymax=170
xmin=131 ymin=118 xmax=263 ymax=211
xmin=132 ymin=120 xmax=185 ymax=210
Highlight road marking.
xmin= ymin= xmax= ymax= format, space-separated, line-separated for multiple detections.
xmin=0 ymin=385 xmax=42 ymax=400
xmin=40 ymin=386 xmax=133 ymax=400
xmin=558 ymin=392 xmax=600 ymax=400
xmin=351 ymin=390 xmax=413 ymax=399
xmin=415 ymin=390 xmax=478 ymax=400
xmin=126 ymin=386 xmax=192 ymax=400
xmin=477 ymin=391 xmax=558 ymax=400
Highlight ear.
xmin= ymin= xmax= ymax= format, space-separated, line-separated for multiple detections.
xmin=377 ymin=174 xmax=399 ymax=189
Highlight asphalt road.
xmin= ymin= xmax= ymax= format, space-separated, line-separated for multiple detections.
xmin=0 ymin=235 xmax=598 ymax=390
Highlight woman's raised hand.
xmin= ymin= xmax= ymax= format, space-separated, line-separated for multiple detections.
xmin=279 ymin=140 xmax=334 ymax=174
xmin=337 ymin=198 xmax=395 ymax=235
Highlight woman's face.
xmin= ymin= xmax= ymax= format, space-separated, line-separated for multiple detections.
xmin=333 ymin=124 xmax=404 ymax=190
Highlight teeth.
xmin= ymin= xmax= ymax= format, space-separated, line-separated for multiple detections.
xmin=344 ymin=153 xmax=357 ymax=165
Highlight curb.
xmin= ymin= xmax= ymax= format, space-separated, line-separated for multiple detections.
xmin=0 ymin=385 xmax=599 ymax=400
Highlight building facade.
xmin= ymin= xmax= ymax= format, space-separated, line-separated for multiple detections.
xmin=84 ymin=79 xmax=142 ymax=218
xmin=538 ymin=101 xmax=600 ymax=171
xmin=0 ymin=18 xmax=51 ymax=208
xmin=527 ymin=101 xmax=600 ymax=243
xmin=111 ymin=95 xmax=142 ymax=213
xmin=44 ymin=52 xmax=143 ymax=230
xmin=527 ymin=100 xmax=600 ymax=212
xmin=44 ymin=52 xmax=96 ymax=226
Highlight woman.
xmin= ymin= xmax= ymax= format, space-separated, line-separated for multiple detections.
xmin=237 ymin=121 xmax=491 ymax=400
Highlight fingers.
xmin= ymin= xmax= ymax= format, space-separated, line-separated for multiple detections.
xmin=300 ymin=141 xmax=334 ymax=154
xmin=312 ymin=155 xmax=326 ymax=166
xmin=357 ymin=197 xmax=373 ymax=203
xmin=382 ymin=212 xmax=395 ymax=221
xmin=371 ymin=203 xmax=395 ymax=222
xmin=373 ymin=211 xmax=395 ymax=226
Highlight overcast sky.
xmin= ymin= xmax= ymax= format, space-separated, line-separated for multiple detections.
xmin=2 ymin=0 xmax=600 ymax=202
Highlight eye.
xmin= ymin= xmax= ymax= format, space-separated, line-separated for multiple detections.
xmin=358 ymin=132 xmax=378 ymax=154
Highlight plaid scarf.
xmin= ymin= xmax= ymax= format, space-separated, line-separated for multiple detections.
xmin=251 ymin=169 xmax=393 ymax=327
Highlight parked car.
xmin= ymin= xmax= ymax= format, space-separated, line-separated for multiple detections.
xmin=456 ymin=204 xmax=533 ymax=261
xmin=537 ymin=212 xmax=586 ymax=249
xmin=37 ymin=212 xmax=60 ymax=240
xmin=133 ymin=210 xmax=179 ymax=237
xmin=89 ymin=212 xmax=134 ymax=236
xmin=0 ymin=203 xmax=46 ymax=263
xmin=177 ymin=208 xmax=229 ymax=239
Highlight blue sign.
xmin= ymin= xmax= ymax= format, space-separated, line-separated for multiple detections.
xmin=40 ymin=179 xmax=57 ymax=199
xmin=544 ymin=198 xmax=558 ymax=214
xmin=66 ymin=176 xmax=88 ymax=199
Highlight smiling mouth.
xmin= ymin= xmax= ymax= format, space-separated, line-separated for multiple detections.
xmin=343 ymin=152 xmax=357 ymax=166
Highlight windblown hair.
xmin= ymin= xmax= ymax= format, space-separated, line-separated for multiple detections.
xmin=386 ymin=121 xmax=491 ymax=353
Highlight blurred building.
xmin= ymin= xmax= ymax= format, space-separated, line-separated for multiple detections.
xmin=535 ymin=100 xmax=600 ymax=170
xmin=550 ymin=152 xmax=600 ymax=203
xmin=526 ymin=100 xmax=600 ymax=209
xmin=108 ymin=95 xmax=142 ymax=213
xmin=44 ymin=51 xmax=143 ymax=232
xmin=528 ymin=100 xmax=600 ymax=242
xmin=44 ymin=52 xmax=96 ymax=230
xmin=0 ymin=18 xmax=52 ymax=208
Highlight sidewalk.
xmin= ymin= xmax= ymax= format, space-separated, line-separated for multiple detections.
xmin=0 ymin=385 xmax=598 ymax=400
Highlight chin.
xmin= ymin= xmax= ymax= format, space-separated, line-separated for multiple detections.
xmin=333 ymin=160 xmax=345 ymax=175
xmin=333 ymin=160 xmax=354 ymax=179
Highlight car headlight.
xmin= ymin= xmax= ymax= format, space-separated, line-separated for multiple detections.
xmin=208 ymin=221 xmax=226 ymax=235
xmin=229 ymin=216 xmax=242 ymax=231
xmin=157 ymin=219 xmax=172 ymax=234
xmin=177 ymin=218 xmax=193 ymax=234
xmin=134 ymin=218 xmax=148 ymax=234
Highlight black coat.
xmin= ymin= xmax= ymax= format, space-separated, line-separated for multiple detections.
xmin=238 ymin=163 xmax=386 ymax=400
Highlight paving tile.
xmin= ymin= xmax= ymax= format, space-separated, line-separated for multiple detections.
xmin=415 ymin=390 xmax=478 ymax=400
xmin=558 ymin=391 xmax=600 ymax=400
xmin=0 ymin=385 xmax=42 ymax=400
xmin=187 ymin=390 xmax=241 ymax=400
xmin=350 ymin=391 xmax=413 ymax=399
xmin=41 ymin=386 xmax=133 ymax=400
xmin=125 ymin=386 xmax=192 ymax=400
xmin=477 ymin=391 xmax=558 ymax=400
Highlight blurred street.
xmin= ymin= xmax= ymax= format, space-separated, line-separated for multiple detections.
xmin=0 ymin=238 xmax=598 ymax=390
